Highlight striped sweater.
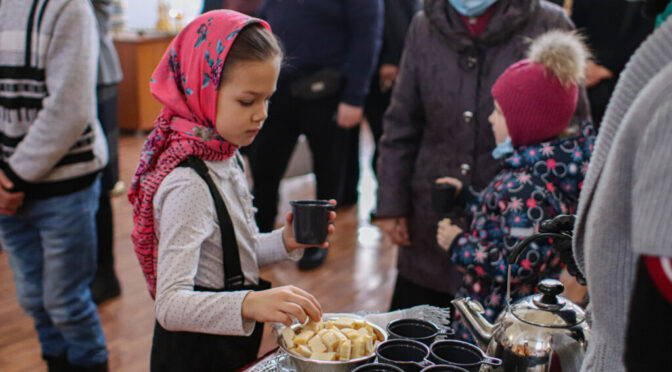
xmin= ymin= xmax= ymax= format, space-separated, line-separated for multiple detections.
xmin=0 ymin=0 xmax=107 ymax=199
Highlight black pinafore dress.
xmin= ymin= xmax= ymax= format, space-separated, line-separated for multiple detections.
xmin=150 ymin=157 xmax=271 ymax=372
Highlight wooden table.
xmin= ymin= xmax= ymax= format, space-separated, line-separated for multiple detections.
xmin=114 ymin=32 xmax=175 ymax=132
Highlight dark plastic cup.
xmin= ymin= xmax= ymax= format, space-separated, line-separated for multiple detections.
xmin=431 ymin=182 xmax=457 ymax=213
xmin=353 ymin=363 xmax=405 ymax=372
xmin=376 ymin=339 xmax=433 ymax=372
xmin=429 ymin=340 xmax=502 ymax=372
xmin=290 ymin=200 xmax=334 ymax=245
xmin=387 ymin=318 xmax=455 ymax=345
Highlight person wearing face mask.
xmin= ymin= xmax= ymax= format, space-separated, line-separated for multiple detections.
xmin=435 ymin=30 xmax=595 ymax=341
xmin=374 ymin=0 xmax=590 ymax=312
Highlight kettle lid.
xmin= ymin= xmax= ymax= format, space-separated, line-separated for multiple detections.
xmin=510 ymin=279 xmax=585 ymax=328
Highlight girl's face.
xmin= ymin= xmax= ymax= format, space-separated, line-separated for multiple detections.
xmin=215 ymin=57 xmax=281 ymax=146
xmin=489 ymin=101 xmax=509 ymax=145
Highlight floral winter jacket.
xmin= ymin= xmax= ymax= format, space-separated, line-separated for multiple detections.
xmin=450 ymin=122 xmax=596 ymax=341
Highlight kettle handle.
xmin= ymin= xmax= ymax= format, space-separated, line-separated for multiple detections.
xmin=505 ymin=232 xmax=570 ymax=303
xmin=507 ymin=232 xmax=570 ymax=265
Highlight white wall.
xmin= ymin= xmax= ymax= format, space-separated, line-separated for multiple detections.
xmin=123 ymin=0 xmax=202 ymax=30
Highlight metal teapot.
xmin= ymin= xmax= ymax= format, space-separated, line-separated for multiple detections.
xmin=452 ymin=233 xmax=590 ymax=372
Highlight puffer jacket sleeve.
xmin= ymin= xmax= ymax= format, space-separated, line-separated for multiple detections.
xmin=375 ymin=14 xmax=426 ymax=217
xmin=449 ymin=184 xmax=559 ymax=285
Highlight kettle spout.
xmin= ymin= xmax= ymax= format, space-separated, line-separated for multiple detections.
xmin=451 ymin=297 xmax=496 ymax=349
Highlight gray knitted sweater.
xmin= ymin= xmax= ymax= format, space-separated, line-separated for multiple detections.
xmin=574 ymin=17 xmax=672 ymax=372
xmin=0 ymin=0 xmax=107 ymax=199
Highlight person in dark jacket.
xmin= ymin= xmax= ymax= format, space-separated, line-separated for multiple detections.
xmin=249 ymin=0 xmax=383 ymax=270
xmin=90 ymin=0 xmax=124 ymax=306
xmin=340 ymin=0 xmax=421 ymax=206
xmin=572 ymin=0 xmax=655 ymax=126
xmin=365 ymin=0 xmax=421 ymax=175
xmin=375 ymin=0 xmax=590 ymax=311
xmin=436 ymin=30 xmax=594 ymax=340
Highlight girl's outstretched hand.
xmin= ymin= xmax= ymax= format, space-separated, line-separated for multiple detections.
xmin=241 ymin=285 xmax=322 ymax=326
xmin=282 ymin=200 xmax=337 ymax=252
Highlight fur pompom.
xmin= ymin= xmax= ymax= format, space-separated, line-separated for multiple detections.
xmin=528 ymin=30 xmax=591 ymax=86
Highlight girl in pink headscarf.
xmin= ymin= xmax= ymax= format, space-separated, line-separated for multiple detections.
xmin=128 ymin=11 xmax=334 ymax=371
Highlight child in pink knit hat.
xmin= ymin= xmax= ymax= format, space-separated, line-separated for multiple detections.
xmin=435 ymin=30 xmax=596 ymax=341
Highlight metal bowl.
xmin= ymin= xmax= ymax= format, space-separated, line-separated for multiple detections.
xmin=276 ymin=313 xmax=388 ymax=372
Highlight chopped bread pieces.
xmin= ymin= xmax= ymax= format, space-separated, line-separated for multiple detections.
xmin=282 ymin=318 xmax=381 ymax=361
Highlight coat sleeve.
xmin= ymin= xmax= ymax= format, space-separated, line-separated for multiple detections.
xmin=340 ymin=0 xmax=383 ymax=107
xmin=374 ymin=15 xmax=426 ymax=218
xmin=631 ymin=101 xmax=672 ymax=258
xmin=449 ymin=186 xmax=560 ymax=285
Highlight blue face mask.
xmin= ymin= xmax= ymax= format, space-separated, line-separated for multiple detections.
xmin=492 ymin=137 xmax=514 ymax=159
xmin=448 ymin=0 xmax=499 ymax=17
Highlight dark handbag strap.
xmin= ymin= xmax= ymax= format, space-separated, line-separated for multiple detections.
xmin=178 ymin=156 xmax=244 ymax=290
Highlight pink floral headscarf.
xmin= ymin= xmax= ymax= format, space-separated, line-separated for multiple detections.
xmin=128 ymin=11 xmax=272 ymax=298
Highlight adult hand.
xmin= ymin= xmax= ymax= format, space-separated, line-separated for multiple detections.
xmin=585 ymin=61 xmax=613 ymax=88
xmin=435 ymin=176 xmax=463 ymax=194
xmin=539 ymin=214 xmax=586 ymax=285
xmin=437 ymin=218 xmax=463 ymax=251
xmin=377 ymin=217 xmax=411 ymax=246
xmin=379 ymin=64 xmax=399 ymax=92
xmin=241 ymin=285 xmax=322 ymax=326
xmin=0 ymin=170 xmax=24 ymax=215
xmin=282 ymin=200 xmax=337 ymax=252
xmin=337 ymin=103 xmax=363 ymax=129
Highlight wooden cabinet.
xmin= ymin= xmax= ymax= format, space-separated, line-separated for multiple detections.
xmin=114 ymin=33 xmax=175 ymax=132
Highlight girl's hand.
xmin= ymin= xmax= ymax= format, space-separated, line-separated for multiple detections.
xmin=377 ymin=217 xmax=411 ymax=246
xmin=436 ymin=177 xmax=463 ymax=194
xmin=282 ymin=200 xmax=337 ymax=252
xmin=437 ymin=218 xmax=463 ymax=251
xmin=241 ymin=285 xmax=322 ymax=326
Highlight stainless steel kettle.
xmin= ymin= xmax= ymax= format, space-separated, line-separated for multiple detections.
xmin=452 ymin=233 xmax=590 ymax=372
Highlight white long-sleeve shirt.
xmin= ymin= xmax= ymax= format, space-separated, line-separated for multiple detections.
xmin=153 ymin=154 xmax=302 ymax=336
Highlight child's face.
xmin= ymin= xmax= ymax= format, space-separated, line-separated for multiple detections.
xmin=489 ymin=101 xmax=509 ymax=145
xmin=215 ymin=57 xmax=281 ymax=146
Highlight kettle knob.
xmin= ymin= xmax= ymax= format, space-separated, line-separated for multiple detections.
xmin=537 ymin=279 xmax=565 ymax=306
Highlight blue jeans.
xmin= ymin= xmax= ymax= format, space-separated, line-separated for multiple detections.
xmin=0 ymin=179 xmax=108 ymax=366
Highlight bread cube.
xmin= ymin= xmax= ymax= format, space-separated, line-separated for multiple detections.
xmin=295 ymin=344 xmax=312 ymax=357
xmin=308 ymin=334 xmax=327 ymax=353
xmin=320 ymin=330 xmax=341 ymax=351
xmin=341 ymin=328 xmax=360 ymax=340
xmin=304 ymin=320 xmax=324 ymax=332
xmin=351 ymin=336 xmax=366 ymax=359
xmin=338 ymin=339 xmax=352 ymax=361
xmin=281 ymin=327 xmax=296 ymax=349
xmin=333 ymin=318 xmax=357 ymax=329
xmin=294 ymin=330 xmax=315 ymax=345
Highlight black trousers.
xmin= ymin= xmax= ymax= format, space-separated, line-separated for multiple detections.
xmin=364 ymin=71 xmax=391 ymax=174
xmin=249 ymin=78 xmax=352 ymax=232
xmin=95 ymin=85 xmax=119 ymax=268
